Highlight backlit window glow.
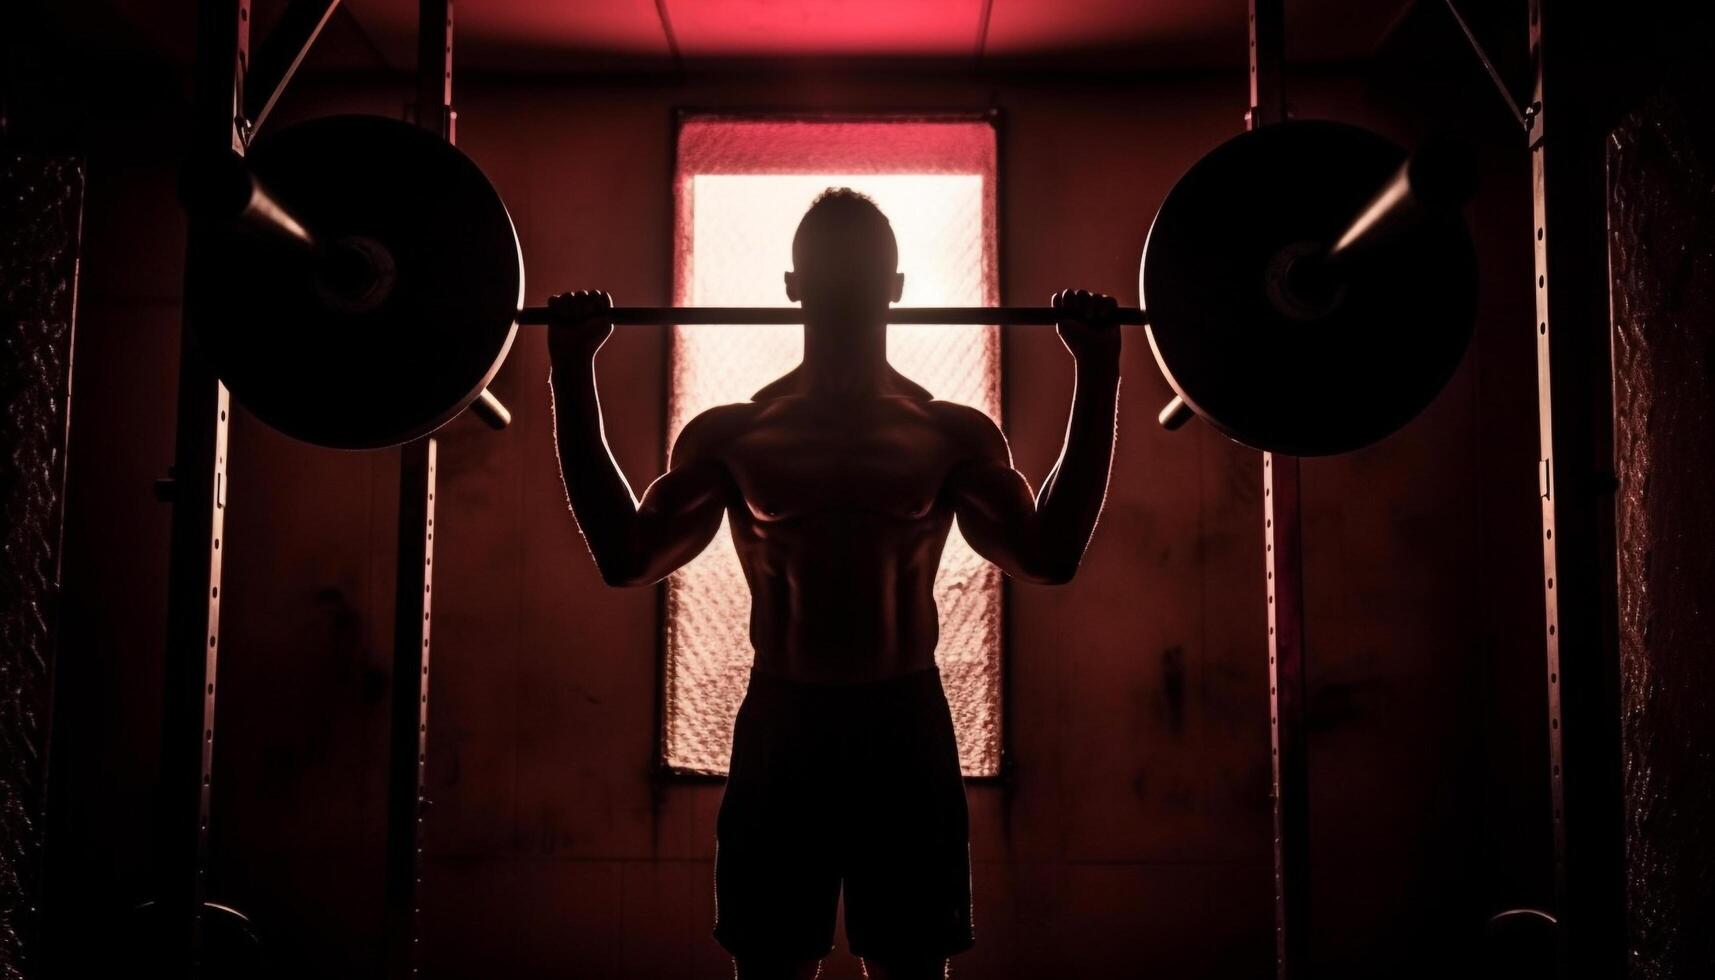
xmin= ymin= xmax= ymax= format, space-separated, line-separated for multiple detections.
xmin=665 ymin=118 xmax=1002 ymax=777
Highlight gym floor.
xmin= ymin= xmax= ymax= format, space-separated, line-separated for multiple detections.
xmin=6 ymin=1 xmax=1710 ymax=978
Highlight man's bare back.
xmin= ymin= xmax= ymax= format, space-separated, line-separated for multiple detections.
xmin=545 ymin=188 xmax=1119 ymax=979
xmin=670 ymin=369 xmax=1019 ymax=682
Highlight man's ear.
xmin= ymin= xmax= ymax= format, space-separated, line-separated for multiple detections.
xmin=784 ymin=270 xmax=801 ymax=302
xmin=891 ymin=272 xmax=905 ymax=303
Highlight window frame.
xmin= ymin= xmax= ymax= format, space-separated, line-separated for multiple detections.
xmin=652 ymin=107 xmax=1013 ymax=786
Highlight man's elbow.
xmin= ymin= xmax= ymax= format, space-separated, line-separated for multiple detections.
xmin=1016 ymin=554 xmax=1080 ymax=586
xmin=597 ymin=566 xmax=641 ymax=588
xmin=590 ymin=550 xmax=655 ymax=588
xmin=1035 ymin=565 xmax=1079 ymax=587
xmin=597 ymin=566 xmax=657 ymax=588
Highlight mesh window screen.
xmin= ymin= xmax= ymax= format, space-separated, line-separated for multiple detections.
xmin=665 ymin=117 xmax=1002 ymax=777
xmin=1 ymin=155 xmax=82 ymax=974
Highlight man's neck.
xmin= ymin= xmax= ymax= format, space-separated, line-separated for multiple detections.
xmin=800 ymin=319 xmax=888 ymax=396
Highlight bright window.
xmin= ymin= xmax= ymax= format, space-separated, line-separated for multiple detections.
xmin=664 ymin=115 xmax=1003 ymax=777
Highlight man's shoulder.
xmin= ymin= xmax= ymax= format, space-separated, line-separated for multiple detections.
xmin=671 ymin=402 xmax=758 ymax=463
xmin=926 ymin=399 xmax=1001 ymax=430
xmin=926 ymin=400 xmax=1008 ymax=459
xmin=680 ymin=401 xmax=760 ymax=437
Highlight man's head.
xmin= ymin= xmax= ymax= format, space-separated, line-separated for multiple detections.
xmin=784 ymin=188 xmax=905 ymax=319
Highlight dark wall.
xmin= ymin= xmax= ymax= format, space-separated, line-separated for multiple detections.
xmin=40 ymin=89 xmax=202 ymax=969
xmin=44 ymin=65 xmax=1548 ymax=979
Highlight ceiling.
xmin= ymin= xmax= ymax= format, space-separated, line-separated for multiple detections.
xmin=335 ymin=0 xmax=1406 ymax=73
xmin=67 ymin=0 xmax=1414 ymax=76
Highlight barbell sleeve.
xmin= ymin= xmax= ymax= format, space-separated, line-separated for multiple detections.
xmin=515 ymin=306 xmax=1149 ymax=326
xmin=179 ymin=151 xmax=317 ymax=250
xmin=1327 ymin=140 xmax=1478 ymax=265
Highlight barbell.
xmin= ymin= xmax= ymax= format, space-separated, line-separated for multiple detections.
xmin=185 ymin=114 xmax=1477 ymax=455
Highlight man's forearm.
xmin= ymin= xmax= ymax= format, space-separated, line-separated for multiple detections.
xmin=549 ymin=362 xmax=641 ymax=567
xmin=1034 ymin=357 xmax=1121 ymax=569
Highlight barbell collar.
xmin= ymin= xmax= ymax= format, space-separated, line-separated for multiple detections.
xmin=516 ymin=306 xmax=1149 ymax=327
xmin=1157 ymin=395 xmax=1195 ymax=431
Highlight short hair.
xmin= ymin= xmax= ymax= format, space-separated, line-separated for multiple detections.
xmin=791 ymin=187 xmax=899 ymax=273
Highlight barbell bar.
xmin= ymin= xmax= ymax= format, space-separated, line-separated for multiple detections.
xmin=514 ymin=306 xmax=1149 ymax=326
xmin=186 ymin=114 xmax=1478 ymax=455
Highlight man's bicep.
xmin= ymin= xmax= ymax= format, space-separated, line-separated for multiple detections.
xmin=644 ymin=407 xmax=735 ymax=531
xmin=616 ymin=460 xmax=727 ymax=584
xmin=951 ymin=452 xmax=1033 ymax=516
xmin=640 ymin=452 xmax=725 ymax=509
xmin=646 ymin=404 xmax=739 ymax=541
xmin=604 ymin=406 xmax=737 ymax=584
xmin=949 ymin=456 xmax=1040 ymax=565
xmin=943 ymin=405 xmax=1029 ymax=520
xmin=940 ymin=402 xmax=1058 ymax=579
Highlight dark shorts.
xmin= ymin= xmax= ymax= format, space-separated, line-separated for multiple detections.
xmin=713 ymin=666 xmax=974 ymax=964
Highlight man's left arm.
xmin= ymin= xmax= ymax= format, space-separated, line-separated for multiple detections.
xmin=946 ymin=289 xmax=1121 ymax=584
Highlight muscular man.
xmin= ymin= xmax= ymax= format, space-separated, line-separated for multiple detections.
xmin=548 ymin=189 xmax=1121 ymax=980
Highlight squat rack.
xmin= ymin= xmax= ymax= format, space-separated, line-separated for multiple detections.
xmin=1253 ymin=0 xmax=1625 ymax=976
xmin=157 ymin=0 xmax=1624 ymax=976
xmin=155 ymin=0 xmax=243 ymax=972
xmin=161 ymin=0 xmax=464 ymax=975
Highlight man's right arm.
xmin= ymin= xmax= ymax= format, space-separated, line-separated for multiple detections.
xmin=547 ymin=291 xmax=729 ymax=587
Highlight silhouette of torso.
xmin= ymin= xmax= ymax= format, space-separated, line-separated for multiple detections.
xmin=695 ymin=367 xmax=979 ymax=684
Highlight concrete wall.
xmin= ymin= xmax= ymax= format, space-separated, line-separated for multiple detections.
xmin=46 ymin=66 xmax=1549 ymax=979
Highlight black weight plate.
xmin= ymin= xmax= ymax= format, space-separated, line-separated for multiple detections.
xmin=1141 ymin=120 xmax=1478 ymax=456
xmin=197 ymin=114 xmax=522 ymax=450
